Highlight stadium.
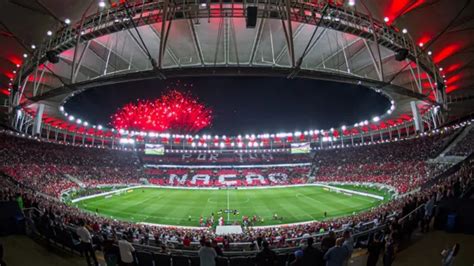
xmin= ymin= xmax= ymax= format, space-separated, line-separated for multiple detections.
xmin=0 ymin=0 xmax=473 ymax=266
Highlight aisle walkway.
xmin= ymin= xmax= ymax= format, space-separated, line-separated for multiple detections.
xmin=1 ymin=230 xmax=473 ymax=266
xmin=0 ymin=235 xmax=86 ymax=266
xmin=350 ymin=230 xmax=474 ymax=266
xmin=391 ymin=230 xmax=474 ymax=266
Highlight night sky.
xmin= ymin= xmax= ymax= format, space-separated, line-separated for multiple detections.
xmin=64 ymin=77 xmax=390 ymax=134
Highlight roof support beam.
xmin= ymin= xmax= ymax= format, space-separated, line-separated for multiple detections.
xmin=124 ymin=2 xmax=158 ymax=69
xmin=149 ymin=25 xmax=179 ymax=66
xmin=33 ymin=67 xmax=47 ymax=97
xmin=103 ymin=40 xmax=114 ymax=76
xmin=70 ymin=0 xmax=96 ymax=84
xmin=315 ymin=37 xmax=360 ymax=69
xmin=298 ymin=28 xmax=327 ymax=68
xmin=425 ymin=73 xmax=438 ymax=101
xmin=281 ymin=0 xmax=295 ymax=68
xmin=188 ymin=19 xmax=205 ymax=66
xmin=340 ymin=35 xmax=351 ymax=73
xmin=61 ymin=47 xmax=103 ymax=79
xmin=86 ymin=37 xmax=142 ymax=73
xmin=406 ymin=60 xmax=423 ymax=94
xmin=351 ymin=52 xmax=393 ymax=75
xmin=275 ymin=24 xmax=305 ymax=65
xmin=365 ymin=2 xmax=385 ymax=82
xmin=224 ymin=18 xmax=229 ymax=66
xmin=363 ymin=39 xmax=383 ymax=82
xmin=229 ymin=18 xmax=240 ymax=66
xmin=158 ymin=1 xmax=170 ymax=69
xmin=72 ymin=41 xmax=90 ymax=83
xmin=213 ymin=18 xmax=224 ymax=66
xmin=249 ymin=18 xmax=265 ymax=66
xmin=288 ymin=4 xmax=328 ymax=78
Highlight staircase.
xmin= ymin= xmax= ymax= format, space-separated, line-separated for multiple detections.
xmin=431 ymin=124 xmax=473 ymax=164
xmin=429 ymin=127 xmax=463 ymax=159
xmin=64 ymin=174 xmax=86 ymax=188
xmin=307 ymin=153 xmax=318 ymax=183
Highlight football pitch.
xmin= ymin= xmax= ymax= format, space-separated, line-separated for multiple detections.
xmin=74 ymin=185 xmax=391 ymax=227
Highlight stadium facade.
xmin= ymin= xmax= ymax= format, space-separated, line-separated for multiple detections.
xmin=8 ymin=0 xmax=446 ymax=150
xmin=1 ymin=1 xmax=474 ymax=265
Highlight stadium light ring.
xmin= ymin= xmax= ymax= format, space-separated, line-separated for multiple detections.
xmin=56 ymin=66 xmax=407 ymax=139
xmin=13 ymin=1 xmax=442 ymax=140
xmin=17 ymin=1 xmax=442 ymax=89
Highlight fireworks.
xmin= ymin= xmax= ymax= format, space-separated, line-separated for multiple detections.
xmin=111 ymin=90 xmax=212 ymax=133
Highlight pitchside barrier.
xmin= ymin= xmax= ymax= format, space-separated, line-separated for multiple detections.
xmin=132 ymin=203 xmax=422 ymax=252
xmin=22 ymin=203 xmax=427 ymax=257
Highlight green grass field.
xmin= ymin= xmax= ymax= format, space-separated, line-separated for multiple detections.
xmin=74 ymin=186 xmax=389 ymax=227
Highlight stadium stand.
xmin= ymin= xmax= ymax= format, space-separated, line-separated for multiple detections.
xmin=0 ymin=127 xmax=473 ymax=265
xmin=1 ymin=155 xmax=472 ymax=265
xmin=146 ymin=166 xmax=310 ymax=187
xmin=0 ymin=133 xmax=145 ymax=196
xmin=141 ymin=152 xmax=312 ymax=165
xmin=446 ymin=126 xmax=474 ymax=156
xmin=312 ymin=135 xmax=451 ymax=193
xmin=0 ymin=130 xmax=454 ymax=196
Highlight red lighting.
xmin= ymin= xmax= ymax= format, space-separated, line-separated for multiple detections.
xmin=5 ymin=72 xmax=14 ymax=79
xmin=433 ymin=44 xmax=462 ymax=64
xmin=422 ymin=81 xmax=433 ymax=88
xmin=446 ymin=74 xmax=461 ymax=85
xmin=8 ymin=56 xmax=22 ymax=66
xmin=111 ymin=90 xmax=213 ymax=133
xmin=0 ymin=89 xmax=10 ymax=96
xmin=384 ymin=0 xmax=426 ymax=25
xmin=445 ymin=64 xmax=461 ymax=73
xmin=446 ymin=85 xmax=460 ymax=93
xmin=417 ymin=35 xmax=431 ymax=48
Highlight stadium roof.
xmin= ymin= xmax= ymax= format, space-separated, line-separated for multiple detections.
xmin=0 ymin=0 xmax=473 ymax=136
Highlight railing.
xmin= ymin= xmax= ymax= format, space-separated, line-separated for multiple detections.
xmin=16 ymin=0 xmax=441 ymax=98
xmin=16 ymin=157 xmax=472 ymax=263
xmin=22 ymin=203 xmax=398 ymax=256
xmin=0 ymin=172 xmax=61 ymax=201
xmin=6 ymin=150 xmax=472 ymax=266
xmin=422 ymin=152 xmax=474 ymax=189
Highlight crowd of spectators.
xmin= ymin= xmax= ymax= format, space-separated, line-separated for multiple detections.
xmin=312 ymin=135 xmax=451 ymax=193
xmin=141 ymin=152 xmax=312 ymax=165
xmin=146 ymin=166 xmax=310 ymax=187
xmin=0 ymin=133 xmax=144 ymax=196
xmin=446 ymin=127 xmax=474 ymax=156
xmin=0 ymin=128 xmax=473 ymax=265
xmin=0 ymin=130 xmax=455 ymax=197
xmin=0 ymin=157 xmax=472 ymax=265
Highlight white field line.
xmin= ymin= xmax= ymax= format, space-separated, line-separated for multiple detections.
xmin=227 ymin=189 xmax=230 ymax=223
xmin=71 ymin=183 xmax=389 ymax=203
xmin=71 ymin=183 xmax=388 ymax=230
